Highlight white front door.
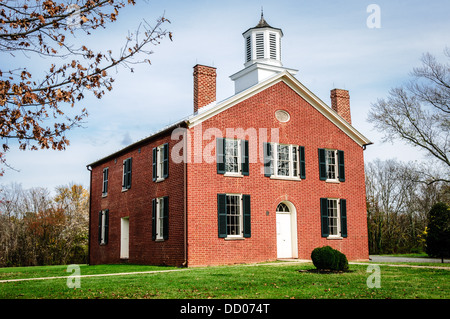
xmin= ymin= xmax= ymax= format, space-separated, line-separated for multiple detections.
xmin=121 ymin=217 xmax=129 ymax=259
xmin=276 ymin=212 xmax=292 ymax=258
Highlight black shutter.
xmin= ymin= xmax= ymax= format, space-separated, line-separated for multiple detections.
xmin=152 ymin=147 xmax=157 ymax=181
xmin=163 ymin=143 xmax=169 ymax=179
xmin=163 ymin=196 xmax=169 ymax=240
xmin=320 ymin=198 xmax=329 ymax=237
xmin=98 ymin=211 xmax=103 ymax=244
xmin=340 ymin=199 xmax=347 ymax=237
xmin=338 ymin=150 xmax=345 ymax=182
xmin=318 ymin=148 xmax=327 ymax=180
xmin=217 ymin=194 xmax=227 ymax=238
xmin=243 ymin=194 xmax=251 ymax=238
xmin=241 ymin=140 xmax=249 ymax=176
xmin=123 ymin=158 xmax=131 ymax=189
xmin=152 ymin=198 xmax=156 ymax=240
xmin=263 ymin=142 xmax=272 ymax=177
xmin=217 ymin=138 xmax=225 ymax=174
xmin=299 ymin=146 xmax=306 ymax=179
xmin=122 ymin=160 xmax=127 ymax=188
xmin=104 ymin=209 xmax=109 ymax=244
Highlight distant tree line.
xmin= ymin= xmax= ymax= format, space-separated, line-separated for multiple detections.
xmin=365 ymin=159 xmax=449 ymax=255
xmin=0 ymin=183 xmax=89 ymax=267
xmin=0 ymin=162 xmax=448 ymax=268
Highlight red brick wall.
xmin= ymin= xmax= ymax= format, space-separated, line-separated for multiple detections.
xmin=186 ymin=81 xmax=368 ymax=266
xmin=89 ymin=132 xmax=186 ymax=266
xmin=89 ymin=80 xmax=369 ymax=268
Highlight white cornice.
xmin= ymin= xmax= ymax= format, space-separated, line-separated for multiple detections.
xmin=229 ymin=62 xmax=298 ymax=80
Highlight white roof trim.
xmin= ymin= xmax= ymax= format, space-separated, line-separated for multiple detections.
xmin=186 ymin=70 xmax=372 ymax=147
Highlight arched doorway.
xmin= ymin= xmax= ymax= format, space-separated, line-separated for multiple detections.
xmin=276 ymin=201 xmax=298 ymax=259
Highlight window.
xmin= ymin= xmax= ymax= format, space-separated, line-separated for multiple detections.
xmin=217 ymin=194 xmax=251 ymax=238
xmin=327 ymin=199 xmax=339 ymax=236
xmin=227 ymin=195 xmax=241 ymax=236
xmin=217 ymin=138 xmax=249 ymax=176
xmin=98 ymin=209 xmax=109 ymax=245
xmin=276 ymin=144 xmax=300 ymax=177
xmin=318 ymin=149 xmax=345 ymax=182
xmin=152 ymin=196 xmax=168 ymax=241
xmin=263 ymin=143 xmax=305 ymax=179
xmin=276 ymin=202 xmax=290 ymax=213
xmin=225 ymin=139 xmax=240 ymax=174
xmin=320 ymin=198 xmax=347 ymax=238
xmin=102 ymin=167 xmax=109 ymax=197
xmin=153 ymin=143 xmax=169 ymax=182
xmin=122 ymin=158 xmax=132 ymax=190
xmin=325 ymin=150 xmax=337 ymax=180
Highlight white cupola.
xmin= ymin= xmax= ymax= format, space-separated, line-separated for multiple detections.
xmin=242 ymin=11 xmax=284 ymax=67
xmin=230 ymin=12 xmax=298 ymax=93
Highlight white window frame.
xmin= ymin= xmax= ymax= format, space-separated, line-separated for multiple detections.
xmin=325 ymin=149 xmax=338 ymax=182
xmin=270 ymin=143 xmax=300 ymax=180
xmin=155 ymin=197 xmax=165 ymax=240
xmin=100 ymin=210 xmax=107 ymax=245
xmin=102 ymin=167 xmax=108 ymax=197
xmin=225 ymin=193 xmax=243 ymax=238
xmin=155 ymin=144 xmax=166 ymax=182
xmin=224 ymin=138 xmax=243 ymax=177
xmin=327 ymin=198 xmax=341 ymax=238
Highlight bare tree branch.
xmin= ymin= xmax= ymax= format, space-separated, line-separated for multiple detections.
xmin=0 ymin=0 xmax=172 ymax=175
xmin=368 ymin=49 xmax=450 ymax=179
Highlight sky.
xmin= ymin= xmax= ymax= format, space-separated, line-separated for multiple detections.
xmin=1 ymin=0 xmax=449 ymax=193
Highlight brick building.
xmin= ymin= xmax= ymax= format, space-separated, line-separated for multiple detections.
xmin=87 ymin=15 xmax=372 ymax=267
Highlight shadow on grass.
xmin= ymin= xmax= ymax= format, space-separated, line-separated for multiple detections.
xmin=297 ymin=268 xmax=355 ymax=274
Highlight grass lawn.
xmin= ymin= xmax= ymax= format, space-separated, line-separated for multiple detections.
xmin=0 ymin=261 xmax=448 ymax=300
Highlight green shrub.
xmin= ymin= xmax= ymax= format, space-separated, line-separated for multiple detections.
xmin=426 ymin=202 xmax=450 ymax=259
xmin=334 ymin=250 xmax=349 ymax=271
xmin=311 ymin=246 xmax=348 ymax=272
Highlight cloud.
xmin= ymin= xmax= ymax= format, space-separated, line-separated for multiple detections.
xmin=121 ymin=132 xmax=133 ymax=146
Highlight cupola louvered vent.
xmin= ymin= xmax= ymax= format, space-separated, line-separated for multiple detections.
xmin=246 ymin=36 xmax=252 ymax=62
xmin=255 ymin=33 xmax=264 ymax=59
xmin=269 ymin=33 xmax=277 ymax=59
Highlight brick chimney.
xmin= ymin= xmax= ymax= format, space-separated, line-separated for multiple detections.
xmin=193 ymin=64 xmax=216 ymax=113
xmin=330 ymin=89 xmax=351 ymax=124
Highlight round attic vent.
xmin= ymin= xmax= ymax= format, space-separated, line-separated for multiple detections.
xmin=275 ymin=110 xmax=290 ymax=122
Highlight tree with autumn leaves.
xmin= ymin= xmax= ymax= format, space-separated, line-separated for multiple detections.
xmin=0 ymin=183 xmax=89 ymax=266
xmin=0 ymin=0 xmax=172 ymax=173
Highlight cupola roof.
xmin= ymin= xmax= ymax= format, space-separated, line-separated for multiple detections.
xmin=242 ymin=10 xmax=283 ymax=35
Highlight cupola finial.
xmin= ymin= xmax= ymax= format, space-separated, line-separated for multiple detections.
xmin=256 ymin=7 xmax=271 ymax=28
